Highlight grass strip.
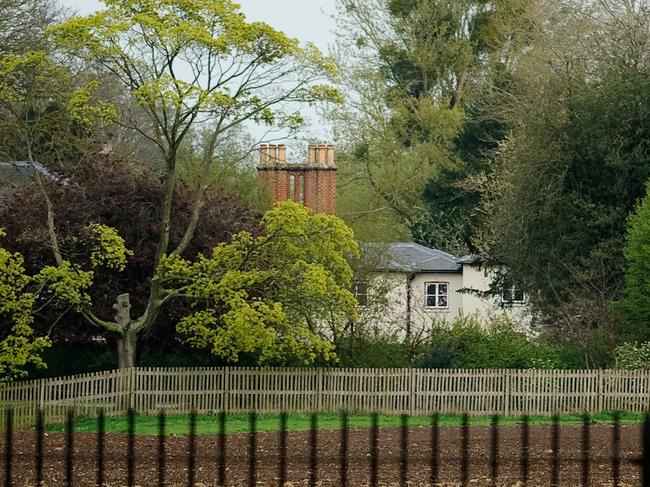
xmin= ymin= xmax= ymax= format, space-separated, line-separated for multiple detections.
xmin=44 ymin=411 xmax=645 ymax=436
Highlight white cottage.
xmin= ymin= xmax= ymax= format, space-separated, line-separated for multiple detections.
xmin=355 ymin=243 xmax=530 ymax=335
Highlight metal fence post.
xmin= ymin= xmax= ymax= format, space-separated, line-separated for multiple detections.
xmin=129 ymin=367 xmax=136 ymax=412
xmin=317 ymin=368 xmax=323 ymax=413
xmin=223 ymin=367 xmax=230 ymax=412
xmin=597 ymin=369 xmax=604 ymax=413
xmin=504 ymin=369 xmax=511 ymax=416
xmin=409 ymin=368 xmax=416 ymax=416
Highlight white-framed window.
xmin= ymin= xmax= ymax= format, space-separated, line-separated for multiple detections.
xmin=425 ymin=282 xmax=449 ymax=309
xmin=501 ymin=281 xmax=525 ymax=305
xmin=353 ymin=281 xmax=369 ymax=307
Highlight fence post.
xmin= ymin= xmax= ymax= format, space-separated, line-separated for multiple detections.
xmin=409 ymin=368 xmax=416 ymax=416
xmin=504 ymin=369 xmax=511 ymax=416
xmin=316 ymin=368 xmax=323 ymax=413
xmin=597 ymin=369 xmax=603 ymax=413
xmin=38 ymin=379 xmax=45 ymax=414
xmin=129 ymin=367 xmax=136 ymax=412
xmin=223 ymin=367 xmax=230 ymax=412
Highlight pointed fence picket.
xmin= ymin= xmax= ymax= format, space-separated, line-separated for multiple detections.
xmin=0 ymin=368 xmax=649 ymax=428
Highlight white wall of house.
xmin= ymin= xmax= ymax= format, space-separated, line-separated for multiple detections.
xmin=360 ymin=265 xmax=530 ymax=336
xmin=410 ymin=272 xmax=465 ymax=330
xmin=460 ymin=264 xmax=530 ymax=325
xmin=358 ymin=273 xmax=409 ymax=332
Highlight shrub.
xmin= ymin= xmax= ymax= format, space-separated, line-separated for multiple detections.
xmin=416 ymin=315 xmax=561 ymax=369
xmin=335 ymin=326 xmax=412 ymax=368
xmin=614 ymin=342 xmax=650 ymax=369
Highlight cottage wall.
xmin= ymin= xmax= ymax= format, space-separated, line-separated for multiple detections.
xmin=364 ymin=266 xmax=531 ymax=337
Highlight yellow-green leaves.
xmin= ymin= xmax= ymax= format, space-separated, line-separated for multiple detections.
xmin=50 ymin=0 xmax=338 ymax=146
xmin=159 ymin=201 xmax=358 ymax=365
xmin=34 ymin=262 xmax=93 ymax=309
xmin=84 ymin=223 xmax=133 ymax=271
xmin=30 ymin=223 xmax=131 ymax=310
xmin=0 ymin=238 xmax=50 ymax=382
xmin=68 ymin=82 xmax=116 ymax=127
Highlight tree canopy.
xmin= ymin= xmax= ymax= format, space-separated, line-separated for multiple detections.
xmin=0 ymin=231 xmax=50 ymax=382
xmin=158 ymin=201 xmax=359 ymax=365
xmin=0 ymin=0 xmax=344 ymax=368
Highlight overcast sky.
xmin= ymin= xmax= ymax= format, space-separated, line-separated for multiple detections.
xmin=58 ymin=1 xmax=340 ymax=144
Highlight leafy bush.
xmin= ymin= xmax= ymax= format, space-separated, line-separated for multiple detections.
xmin=416 ymin=315 xmax=561 ymax=369
xmin=335 ymin=327 xmax=412 ymax=368
xmin=617 ymin=180 xmax=650 ymax=342
xmin=614 ymin=342 xmax=650 ymax=369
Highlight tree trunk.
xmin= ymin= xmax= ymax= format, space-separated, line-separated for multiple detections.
xmin=116 ymin=331 xmax=137 ymax=369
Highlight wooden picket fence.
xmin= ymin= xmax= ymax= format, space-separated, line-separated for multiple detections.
xmin=1 ymin=367 xmax=650 ymax=428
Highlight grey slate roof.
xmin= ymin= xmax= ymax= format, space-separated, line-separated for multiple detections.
xmin=0 ymin=161 xmax=65 ymax=204
xmin=372 ymin=243 xmax=463 ymax=273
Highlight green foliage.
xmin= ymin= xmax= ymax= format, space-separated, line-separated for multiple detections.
xmin=33 ymin=262 xmax=93 ymax=309
xmin=614 ymin=342 xmax=650 ymax=370
xmin=332 ymin=0 xmax=527 ymax=250
xmin=0 ymin=50 xmax=111 ymax=165
xmin=83 ymin=223 xmax=133 ymax=271
xmin=50 ymin=0 xmax=340 ymax=142
xmin=617 ymin=180 xmax=650 ymax=342
xmin=336 ymin=327 xmax=412 ymax=368
xmin=0 ymin=231 xmax=50 ymax=382
xmin=475 ymin=2 xmax=650 ymax=350
xmin=28 ymin=343 xmax=116 ymax=379
xmin=417 ymin=315 xmax=560 ymax=369
xmin=157 ymin=201 xmax=359 ymax=365
xmin=39 ymin=0 xmax=343 ymax=369
xmin=30 ymin=223 xmax=133 ymax=311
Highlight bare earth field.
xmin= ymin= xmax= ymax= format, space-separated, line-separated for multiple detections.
xmin=1 ymin=424 xmax=643 ymax=486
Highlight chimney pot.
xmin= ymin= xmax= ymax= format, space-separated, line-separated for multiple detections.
xmin=268 ymin=144 xmax=277 ymax=164
xmin=326 ymin=144 xmax=335 ymax=166
xmin=317 ymin=144 xmax=327 ymax=166
xmin=278 ymin=144 xmax=287 ymax=164
xmin=260 ymin=144 xmax=268 ymax=164
xmin=308 ymin=144 xmax=317 ymax=164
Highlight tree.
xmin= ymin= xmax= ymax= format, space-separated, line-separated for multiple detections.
xmin=617 ymin=180 xmax=650 ymax=343
xmin=0 ymin=0 xmax=62 ymax=56
xmin=157 ymin=201 xmax=359 ymax=365
xmin=0 ymin=230 xmax=51 ymax=382
xmin=330 ymin=0 xmax=526 ymax=251
xmin=0 ymin=156 xmax=261 ymax=356
xmin=38 ymin=0 xmax=340 ymax=367
xmin=473 ymin=0 xmax=650 ymax=364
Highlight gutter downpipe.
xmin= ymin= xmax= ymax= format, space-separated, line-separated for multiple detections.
xmin=406 ymin=272 xmax=416 ymax=338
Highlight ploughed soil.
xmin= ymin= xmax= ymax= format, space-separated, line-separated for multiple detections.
xmin=1 ymin=424 xmax=642 ymax=486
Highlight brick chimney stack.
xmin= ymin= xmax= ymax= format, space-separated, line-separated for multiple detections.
xmin=257 ymin=143 xmax=337 ymax=213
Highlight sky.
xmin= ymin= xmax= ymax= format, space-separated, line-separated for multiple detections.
xmin=59 ymin=0 xmax=341 ymax=145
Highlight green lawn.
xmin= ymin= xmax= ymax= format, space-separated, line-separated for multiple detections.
xmin=45 ymin=411 xmax=645 ymax=436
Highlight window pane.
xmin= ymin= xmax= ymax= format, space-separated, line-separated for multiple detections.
xmin=514 ymin=288 xmax=525 ymax=302
xmin=353 ymin=281 xmax=368 ymax=306
xmin=289 ymin=175 xmax=295 ymax=201
xmin=438 ymin=296 xmax=447 ymax=307
xmin=426 ymin=283 xmax=437 ymax=295
xmin=438 ymin=283 xmax=448 ymax=295
xmin=426 ymin=295 xmax=436 ymax=307
xmin=299 ymin=175 xmax=305 ymax=204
